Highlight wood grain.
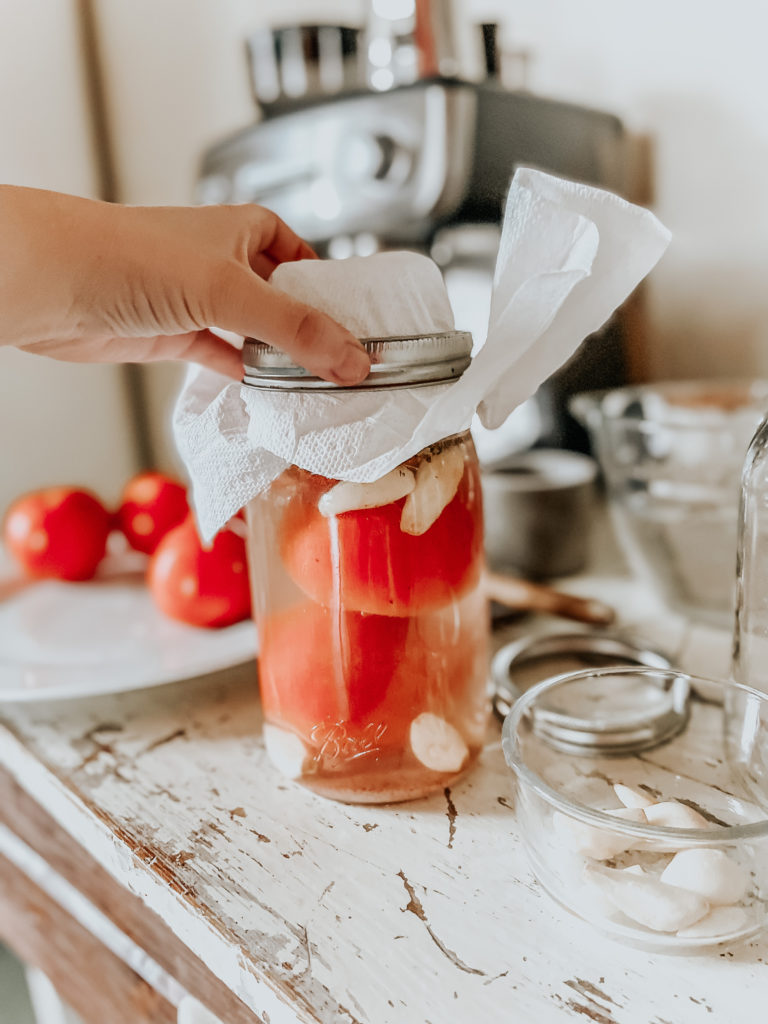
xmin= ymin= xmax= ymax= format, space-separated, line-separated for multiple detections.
xmin=0 ymin=766 xmax=262 ymax=1024
xmin=0 ymin=851 xmax=175 ymax=1024
xmin=484 ymin=571 xmax=615 ymax=625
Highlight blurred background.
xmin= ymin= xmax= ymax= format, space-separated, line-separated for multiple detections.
xmin=2 ymin=0 xmax=768 ymax=514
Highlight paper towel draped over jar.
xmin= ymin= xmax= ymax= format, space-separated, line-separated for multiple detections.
xmin=174 ymin=168 xmax=670 ymax=540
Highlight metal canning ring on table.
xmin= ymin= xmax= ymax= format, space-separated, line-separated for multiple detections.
xmin=491 ymin=631 xmax=675 ymax=728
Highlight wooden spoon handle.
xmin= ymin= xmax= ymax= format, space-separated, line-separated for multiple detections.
xmin=484 ymin=570 xmax=615 ymax=627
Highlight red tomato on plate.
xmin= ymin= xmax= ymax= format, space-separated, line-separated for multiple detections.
xmin=147 ymin=517 xmax=251 ymax=628
xmin=3 ymin=487 xmax=111 ymax=581
xmin=117 ymin=471 xmax=189 ymax=555
xmin=278 ymin=464 xmax=483 ymax=617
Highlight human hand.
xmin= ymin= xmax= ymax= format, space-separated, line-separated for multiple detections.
xmin=0 ymin=187 xmax=371 ymax=384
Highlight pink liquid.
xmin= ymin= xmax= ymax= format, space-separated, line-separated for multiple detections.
xmin=246 ymin=434 xmax=490 ymax=803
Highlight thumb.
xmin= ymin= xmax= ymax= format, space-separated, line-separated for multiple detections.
xmin=208 ymin=266 xmax=370 ymax=385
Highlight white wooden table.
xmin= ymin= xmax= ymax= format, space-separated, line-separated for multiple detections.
xmin=0 ymin=562 xmax=764 ymax=1024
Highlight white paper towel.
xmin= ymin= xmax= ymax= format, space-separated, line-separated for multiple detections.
xmin=174 ymin=168 xmax=670 ymax=540
xmin=267 ymin=249 xmax=455 ymax=337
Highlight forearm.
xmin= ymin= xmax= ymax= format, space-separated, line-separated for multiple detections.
xmin=0 ymin=186 xmax=369 ymax=383
xmin=0 ymin=186 xmax=110 ymax=346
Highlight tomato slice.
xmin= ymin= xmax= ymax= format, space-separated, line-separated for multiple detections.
xmin=278 ymin=463 xmax=483 ymax=617
xmin=257 ymin=594 xmax=485 ymax=758
xmin=258 ymin=601 xmax=411 ymax=738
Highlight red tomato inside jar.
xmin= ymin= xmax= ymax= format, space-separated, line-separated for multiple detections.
xmin=243 ymin=333 xmax=490 ymax=803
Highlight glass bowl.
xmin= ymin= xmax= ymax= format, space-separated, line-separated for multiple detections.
xmin=570 ymin=379 xmax=768 ymax=627
xmin=501 ymin=667 xmax=768 ymax=952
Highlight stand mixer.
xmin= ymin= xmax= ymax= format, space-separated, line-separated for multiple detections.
xmin=197 ymin=0 xmax=628 ymax=454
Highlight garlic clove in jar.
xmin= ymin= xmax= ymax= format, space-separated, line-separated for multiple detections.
xmin=676 ymin=905 xmax=752 ymax=939
xmin=613 ymin=783 xmax=655 ymax=809
xmin=660 ymin=848 xmax=748 ymax=906
xmin=644 ymin=801 xmax=710 ymax=829
xmin=553 ymin=806 xmax=648 ymax=860
xmin=409 ymin=713 xmax=468 ymax=773
xmin=263 ymin=723 xmax=308 ymax=780
xmin=585 ymin=863 xmax=710 ymax=932
xmin=319 ymin=466 xmax=415 ymax=517
xmin=400 ymin=445 xmax=465 ymax=536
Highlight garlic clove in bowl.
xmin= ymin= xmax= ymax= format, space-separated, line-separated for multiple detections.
xmin=585 ymin=863 xmax=710 ymax=933
xmin=553 ymin=806 xmax=648 ymax=860
xmin=644 ymin=801 xmax=710 ymax=829
xmin=613 ymin=783 xmax=654 ymax=809
xmin=660 ymin=848 xmax=748 ymax=905
xmin=676 ymin=905 xmax=752 ymax=939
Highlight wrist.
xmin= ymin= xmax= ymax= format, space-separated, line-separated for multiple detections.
xmin=0 ymin=186 xmax=113 ymax=347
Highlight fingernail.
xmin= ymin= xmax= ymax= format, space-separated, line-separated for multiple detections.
xmin=332 ymin=345 xmax=370 ymax=385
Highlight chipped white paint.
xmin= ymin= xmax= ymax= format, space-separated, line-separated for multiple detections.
xmin=0 ymin=824 xmax=187 ymax=1007
xmin=0 ymin=719 xmax=308 ymax=1024
xmin=0 ymin=566 xmax=767 ymax=1023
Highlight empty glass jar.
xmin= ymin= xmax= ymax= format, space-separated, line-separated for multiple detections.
xmin=242 ymin=333 xmax=490 ymax=803
xmin=733 ymin=413 xmax=768 ymax=693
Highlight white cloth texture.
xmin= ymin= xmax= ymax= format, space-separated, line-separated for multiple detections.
xmin=174 ymin=168 xmax=671 ymax=540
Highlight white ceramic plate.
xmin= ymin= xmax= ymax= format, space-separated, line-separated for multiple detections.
xmin=0 ymin=551 xmax=258 ymax=703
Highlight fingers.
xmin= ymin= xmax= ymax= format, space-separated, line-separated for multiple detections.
xmin=142 ymin=330 xmax=244 ymax=379
xmin=209 ymin=266 xmax=370 ymax=385
xmin=247 ymin=208 xmax=317 ymax=269
xmin=21 ymin=330 xmax=244 ymax=379
xmin=249 ymin=252 xmax=279 ymax=280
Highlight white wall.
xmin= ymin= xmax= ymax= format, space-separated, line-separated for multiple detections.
xmin=0 ymin=0 xmax=137 ymax=513
xmin=93 ymin=0 xmax=363 ymax=205
xmin=486 ymin=0 xmax=768 ymax=380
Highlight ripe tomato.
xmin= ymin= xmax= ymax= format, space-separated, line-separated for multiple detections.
xmin=3 ymin=487 xmax=111 ymax=581
xmin=147 ymin=517 xmax=251 ymax=628
xmin=257 ymin=597 xmax=483 ymax=753
xmin=117 ymin=471 xmax=189 ymax=555
xmin=258 ymin=601 xmax=412 ymax=740
xmin=278 ymin=463 xmax=483 ymax=617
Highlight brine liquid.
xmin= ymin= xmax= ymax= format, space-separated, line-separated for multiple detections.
xmin=246 ymin=436 xmax=490 ymax=803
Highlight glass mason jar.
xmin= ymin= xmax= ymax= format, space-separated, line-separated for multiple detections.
xmin=242 ymin=332 xmax=489 ymax=803
xmin=733 ymin=414 xmax=768 ymax=693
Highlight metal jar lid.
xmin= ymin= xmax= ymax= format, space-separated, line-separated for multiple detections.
xmin=242 ymin=331 xmax=472 ymax=390
xmin=491 ymin=632 xmax=688 ymax=754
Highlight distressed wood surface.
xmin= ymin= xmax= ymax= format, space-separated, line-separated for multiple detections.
xmin=0 ymin=573 xmax=764 ymax=1024
xmin=0 ymin=851 xmax=176 ymax=1024
xmin=0 ymin=767 xmax=260 ymax=1024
